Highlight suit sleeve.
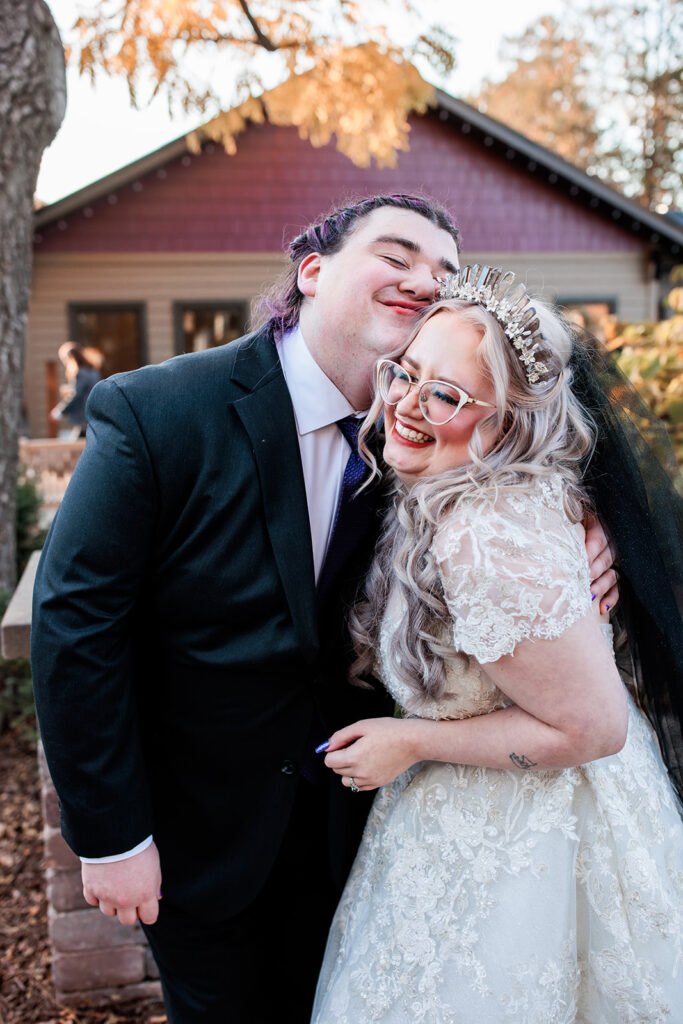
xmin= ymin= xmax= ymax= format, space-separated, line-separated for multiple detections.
xmin=32 ymin=377 xmax=160 ymax=858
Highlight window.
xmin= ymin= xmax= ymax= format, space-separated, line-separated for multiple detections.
xmin=68 ymin=303 xmax=147 ymax=376
xmin=174 ymin=302 xmax=248 ymax=356
xmin=556 ymin=298 xmax=616 ymax=345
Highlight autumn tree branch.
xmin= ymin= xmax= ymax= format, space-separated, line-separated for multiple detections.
xmin=237 ymin=1 xmax=279 ymax=52
xmin=66 ymin=0 xmax=454 ymax=169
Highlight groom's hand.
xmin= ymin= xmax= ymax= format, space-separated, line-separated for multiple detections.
xmin=584 ymin=514 xmax=619 ymax=615
xmin=82 ymin=841 xmax=162 ymax=926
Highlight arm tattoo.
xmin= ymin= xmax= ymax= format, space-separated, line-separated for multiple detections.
xmin=509 ymin=752 xmax=538 ymax=770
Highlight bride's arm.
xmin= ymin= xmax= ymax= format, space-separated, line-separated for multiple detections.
xmin=323 ymin=611 xmax=627 ymax=791
xmin=324 ymin=498 xmax=626 ymax=792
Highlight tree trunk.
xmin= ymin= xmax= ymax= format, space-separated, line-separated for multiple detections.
xmin=0 ymin=1 xmax=66 ymax=593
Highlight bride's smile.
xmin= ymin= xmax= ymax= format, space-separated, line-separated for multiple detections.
xmin=392 ymin=417 xmax=434 ymax=444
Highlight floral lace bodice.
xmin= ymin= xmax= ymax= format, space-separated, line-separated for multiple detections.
xmin=379 ymin=475 xmax=592 ymax=721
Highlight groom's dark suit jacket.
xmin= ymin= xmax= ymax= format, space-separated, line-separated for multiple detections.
xmin=32 ymin=323 xmax=390 ymax=920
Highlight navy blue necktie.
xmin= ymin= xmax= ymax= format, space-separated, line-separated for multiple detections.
xmin=330 ymin=415 xmax=367 ymax=541
xmin=316 ymin=415 xmax=370 ymax=603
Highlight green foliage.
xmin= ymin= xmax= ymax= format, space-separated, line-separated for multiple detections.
xmin=0 ymin=590 xmax=35 ymax=739
xmin=16 ymin=469 xmax=47 ymax=578
xmin=0 ymin=470 xmax=46 ymax=736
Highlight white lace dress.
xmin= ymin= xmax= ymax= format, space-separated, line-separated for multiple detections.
xmin=312 ymin=476 xmax=683 ymax=1024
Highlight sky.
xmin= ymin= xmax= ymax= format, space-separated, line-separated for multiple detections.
xmin=37 ymin=0 xmax=566 ymax=205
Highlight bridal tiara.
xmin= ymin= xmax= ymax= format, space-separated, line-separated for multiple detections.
xmin=436 ymin=266 xmax=551 ymax=385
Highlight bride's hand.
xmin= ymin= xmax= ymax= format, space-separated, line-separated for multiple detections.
xmin=323 ymin=718 xmax=420 ymax=791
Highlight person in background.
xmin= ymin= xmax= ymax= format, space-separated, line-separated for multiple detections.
xmin=50 ymin=342 xmax=101 ymax=437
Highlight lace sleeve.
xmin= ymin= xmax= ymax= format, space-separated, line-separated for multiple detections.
xmin=434 ymin=480 xmax=592 ymax=664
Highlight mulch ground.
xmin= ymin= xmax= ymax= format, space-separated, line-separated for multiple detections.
xmin=0 ymin=725 xmax=166 ymax=1024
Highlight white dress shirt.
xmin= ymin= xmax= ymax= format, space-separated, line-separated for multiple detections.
xmin=276 ymin=324 xmax=362 ymax=582
xmin=81 ymin=324 xmax=365 ymax=864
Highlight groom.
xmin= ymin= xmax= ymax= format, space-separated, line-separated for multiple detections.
xmin=32 ymin=193 xmax=615 ymax=1022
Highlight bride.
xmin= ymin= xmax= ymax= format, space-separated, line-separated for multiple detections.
xmin=311 ymin=267 xmax=683 ymax=1023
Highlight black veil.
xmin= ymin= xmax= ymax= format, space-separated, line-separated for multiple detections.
xmin=570 ymin=332 xmax=683 ymax=802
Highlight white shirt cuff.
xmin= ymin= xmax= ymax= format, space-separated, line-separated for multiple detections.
xmin=80 ymin=834 xmax=154 ymax=863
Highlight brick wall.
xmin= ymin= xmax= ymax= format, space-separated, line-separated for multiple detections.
xmin=38 ymin=743 xmax=162 ymax=1006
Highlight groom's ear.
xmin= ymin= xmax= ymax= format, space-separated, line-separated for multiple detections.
xmin=298 ymin=253 xmax=322 ymax=298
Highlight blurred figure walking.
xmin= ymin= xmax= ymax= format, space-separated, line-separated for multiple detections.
xmin=50 ymin=342 xmax=101 ymax=437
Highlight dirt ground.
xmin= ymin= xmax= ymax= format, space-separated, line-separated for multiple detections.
xmin=0 ymin=726 xmax=166 ymax=1024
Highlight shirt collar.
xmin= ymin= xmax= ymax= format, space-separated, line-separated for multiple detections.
xmin=276 ymin=324 xmax=361 ymax=436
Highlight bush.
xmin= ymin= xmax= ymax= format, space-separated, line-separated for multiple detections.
xmin=0 ymin=590 xmax=35 ymax=738
xmin=16 ymin=468 xmax=47 ymax=577
xmin=0 ymin=470 xmax=46 ymax=735
xmin=611 ymin=268 xmax=683 ymax=466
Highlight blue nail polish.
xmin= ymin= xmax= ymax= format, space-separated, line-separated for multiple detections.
xmin=315 ymin=741 xmax=330 ymax=754
xmin=591 ymin=593 xmax=596 ymax=601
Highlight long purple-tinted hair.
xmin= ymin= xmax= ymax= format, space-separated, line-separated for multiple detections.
xmin=254 ymin=194 xmax=461 ymax=333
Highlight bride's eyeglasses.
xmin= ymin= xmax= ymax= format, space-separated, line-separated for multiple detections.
xmin=376 ymin=359 xmax=496 ymax=426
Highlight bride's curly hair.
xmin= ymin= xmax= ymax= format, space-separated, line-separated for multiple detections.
xmin=349 ymin=298 xmax=597 ymax=699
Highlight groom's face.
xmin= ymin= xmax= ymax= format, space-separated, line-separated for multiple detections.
xmin=299 ymin=207 xmax=460 ymax=364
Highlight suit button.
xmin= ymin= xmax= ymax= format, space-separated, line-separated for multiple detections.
xmin=280 ymin=759 xmax=297 ymax=775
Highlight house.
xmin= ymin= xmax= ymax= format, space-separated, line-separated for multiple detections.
xmin=26 ymin=89 xmax=683 ymax=438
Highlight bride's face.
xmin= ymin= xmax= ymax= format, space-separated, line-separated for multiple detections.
xmin=383 ymin=310 xmax=498 ymax=484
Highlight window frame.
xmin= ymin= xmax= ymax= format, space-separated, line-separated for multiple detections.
xmin=173 ymin=300 xmax=249 ymax=357
xmin=555 ymin=296 xmax=617 ymax=315
xmin=67 ymin=301 xmax=149 ymax=369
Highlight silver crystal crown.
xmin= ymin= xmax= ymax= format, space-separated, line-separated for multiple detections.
xmin=437 ymin=266 xmax=551 ymax=384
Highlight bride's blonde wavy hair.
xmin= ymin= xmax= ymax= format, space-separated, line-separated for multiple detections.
xmin=349 ymin=297 xmax=596 ymax=698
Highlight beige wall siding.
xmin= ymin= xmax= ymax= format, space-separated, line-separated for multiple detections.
xmin=25 ymin=250 xmax=655 ymax=438
xmin=25 ymin=253 xmax=286 ymax=437
xmin=465 ymin=252 xmax=655 ymax=323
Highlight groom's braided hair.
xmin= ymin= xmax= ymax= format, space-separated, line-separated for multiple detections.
xmin=254 ymin=194 xmax=461 ymax=333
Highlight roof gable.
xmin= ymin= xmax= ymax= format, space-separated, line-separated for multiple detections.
xmin=34 ymin=92 xmax=683 ymax=258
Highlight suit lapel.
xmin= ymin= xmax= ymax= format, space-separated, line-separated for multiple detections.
xmin=229 ymin=327 xmax=318 ymax=659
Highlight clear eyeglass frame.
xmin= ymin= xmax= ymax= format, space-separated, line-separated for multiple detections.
xmin=376 ymin=359 xmax=496 ymax=426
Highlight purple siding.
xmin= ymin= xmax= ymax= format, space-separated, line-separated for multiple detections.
xmin=35 ymin=112 xmax=646 ymax=255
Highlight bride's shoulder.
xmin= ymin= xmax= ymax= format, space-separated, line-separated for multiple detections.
xmin=433 ymin=473 xmax=577 ymax=561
